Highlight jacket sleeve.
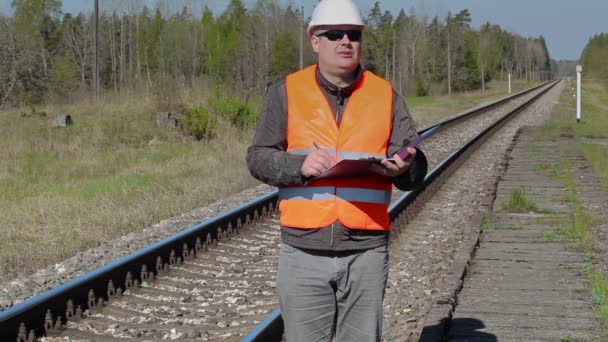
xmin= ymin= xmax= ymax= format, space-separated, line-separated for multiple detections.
xmin=388 ymin=90 xmax=428 ymax=191
xmin=246 ymin=80 xmax=308 ymax=187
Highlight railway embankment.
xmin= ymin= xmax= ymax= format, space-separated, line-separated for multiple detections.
xmin=421 ymin=79 xmax=608 ymax=341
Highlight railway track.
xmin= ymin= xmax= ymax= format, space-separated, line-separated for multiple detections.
xmin=0 ymin=80 xmax=559 ymax=341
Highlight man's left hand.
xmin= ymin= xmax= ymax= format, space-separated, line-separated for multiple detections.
xmin=370 ymin=147 xmax=416 ymax=178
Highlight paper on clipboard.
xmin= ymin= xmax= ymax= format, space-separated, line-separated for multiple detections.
xmin=311 ymin=125 xmax=439 ymax=180
xmin=310 ymin=159 xmax=378 ymax=180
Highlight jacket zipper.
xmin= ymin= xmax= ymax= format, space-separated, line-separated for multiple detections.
xmin=336 ymin=89 xmax=343 ymax=126
xmin=330 ymin=89 xmax=344 ymax=248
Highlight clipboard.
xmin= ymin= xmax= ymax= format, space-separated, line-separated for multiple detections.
xmin=311 ymin=125 xmax=439 ymax=180
xmin=388 ymin=124 xmax=439 ymax=161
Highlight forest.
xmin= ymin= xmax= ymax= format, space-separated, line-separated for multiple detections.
xmin=580 ymin=33 xmax=608 ymax=80
xmin=0 ymin=0 xmax=556 ymax=110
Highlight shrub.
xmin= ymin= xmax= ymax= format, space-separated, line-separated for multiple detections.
xmin=415 ymin=77 xmax=429 ymax=97
xmin=184 ymin=105 xmax=215 ymax=140
xmin=20 ymin=106 xmax=47 ymax=117
xmin=208 ymin=86 xmax=258 ymax=128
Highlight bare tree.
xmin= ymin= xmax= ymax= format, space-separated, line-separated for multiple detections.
xmin=63 ymin=13 xmax=91 ymax=87
xmin=0 ymin=17 xmax=20 ymax=108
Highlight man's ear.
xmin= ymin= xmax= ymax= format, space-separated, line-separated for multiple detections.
xmin=311 ymin=35 xmax=320 ymax=53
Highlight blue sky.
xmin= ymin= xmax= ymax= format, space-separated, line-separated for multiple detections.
xmin=1 ymin=0 xmax=606 ymax=60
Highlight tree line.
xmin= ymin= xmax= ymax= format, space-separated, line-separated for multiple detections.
xmin=0 ymin=0 xmax=557 ymax=109
xmin=580 ymin=33 xmax=608 ymax=80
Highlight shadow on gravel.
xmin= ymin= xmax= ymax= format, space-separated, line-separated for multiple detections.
xmin=419 ymin=317 xmax=497 ymax=342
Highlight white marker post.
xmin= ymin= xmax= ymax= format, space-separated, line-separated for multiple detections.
xmin=508 ymin=72 xmax=512 ymax=94
xmin=576 ymin=65 xmax=582 ymax=123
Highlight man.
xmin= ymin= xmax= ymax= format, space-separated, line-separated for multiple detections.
xmin=246 ymin=0 xmax=427 ymax=340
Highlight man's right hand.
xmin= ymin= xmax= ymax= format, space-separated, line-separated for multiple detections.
xmin=301 ymin=149 xmax=333 ymax=178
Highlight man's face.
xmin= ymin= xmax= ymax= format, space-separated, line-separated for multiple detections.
xmin=311 ymin=25 xmax=362 ymax=74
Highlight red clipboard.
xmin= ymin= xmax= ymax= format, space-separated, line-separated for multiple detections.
xmin=310 ymin=125 xmax=439 ymax=180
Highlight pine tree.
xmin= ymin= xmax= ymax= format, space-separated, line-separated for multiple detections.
xmin=270 ymin=31 xmax=297 ymax=80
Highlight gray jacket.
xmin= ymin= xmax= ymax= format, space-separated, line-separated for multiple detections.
xmin=246 ymin=65 xmax=427 ymax=251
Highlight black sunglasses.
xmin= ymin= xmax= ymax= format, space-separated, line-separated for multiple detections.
xmin=316 ymin=29 xmax=362 ymax=42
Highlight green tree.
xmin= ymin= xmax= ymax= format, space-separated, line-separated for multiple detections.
xmin=0 ymin=1 xmax=558 ymax=106
xmin=456 ymin=30 xmax=481 ymax=91
xmin=270 ymin=31 xmax=298 ymax=80
xmin=362 ymin=2 xmax=382 ymax=74
xmin=581 ymin=33 xmax=608 ymax=79
xmin=206 ymin=0 xmax=246 ymax=83
xmin=478 ymin=22 xmax=504 ymax=91
xmin=11 ymin=0 xmax=63 ymax=103
xmin=538 ymin=35 xmax=552 ymax=79
xmin=199 ymin=5 xmax=214 ymax=75
xmin=363 ymin=2 xmax=394 ymax=77
xmin=147 ymin=8 xmax=164 ymax=73
xmin=447 ymin=9 xmax=479 ymax=92
xmin=12 ymin=0 xmax=62 ymax=40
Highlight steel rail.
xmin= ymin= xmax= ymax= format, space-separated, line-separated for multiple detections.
xmin=417 ymin=81 xmax=548 ymax=135
xmin=0 ymin=193 xmax=277 ymax=340
xmin=0 ymin=81 xmax=554 ymax=341
xmin=241 ymin=80 xmax=559 ymax=342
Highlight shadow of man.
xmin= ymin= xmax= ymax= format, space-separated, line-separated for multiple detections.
xmin=419 ymin=317 xmax=497 ymax=342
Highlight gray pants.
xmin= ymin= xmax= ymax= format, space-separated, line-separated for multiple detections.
xmin=277 ymin=243 xmax=389 ymax=342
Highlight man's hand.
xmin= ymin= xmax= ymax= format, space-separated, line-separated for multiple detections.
xmin=370 ymin=147 xmax=416 ymax=178
xmin=301 ymin=149 xmax=333 ymax=178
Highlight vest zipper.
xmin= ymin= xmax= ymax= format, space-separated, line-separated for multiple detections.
xmin=330 ymin=222 xmax=335 ymax=247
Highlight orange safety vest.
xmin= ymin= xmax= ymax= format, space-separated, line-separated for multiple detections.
xmin=280 ymin=65 xmax=393 ymax=230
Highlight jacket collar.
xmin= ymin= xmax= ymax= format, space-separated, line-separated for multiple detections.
xmin=315 ymin=65 xmax=363 ymax=97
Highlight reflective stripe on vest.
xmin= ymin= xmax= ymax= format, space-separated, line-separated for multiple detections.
xmin=279 ymin=186 xmax=391 ymax=204
xmin=281 ymin=65 xmax=393 ymax=230
xmin=287 ymin=148 xmax=385 ymax=161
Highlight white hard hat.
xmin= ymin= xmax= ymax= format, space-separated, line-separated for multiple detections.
xmin=308 ymin=0 xmax=366 ymax=36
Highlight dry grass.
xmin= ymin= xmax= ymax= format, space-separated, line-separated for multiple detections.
xmin=536 ymin=79 xmax=608 ymax=189
xmin=0 ymin=94 xmax=258 ymax=281
xmin=536 ymin=78 xmax=608 ymax=334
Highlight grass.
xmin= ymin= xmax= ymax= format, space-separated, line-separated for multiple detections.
xmin=567 ymin=79 xmax=608 ymax=190
xmin=542 ymin=206 xmax=593 ymax=254
xmin=574 ymin=79 xmax=608 ymax=139
xmin=481 ymin=214 xmax=495 ymax=230
xmin=581 ymin=142 xmax=608 ymax=189
xmin=533 ymin=214 xmax=570 ymax=226
xmin=531 ymin=163 xmax=552 ymax=172
xmin=536 ymin=78 xmax=608 ymax=334
xmin=483 ymin=213 xmax=527 ymax=231
xmin=590 ymin=270 xmax=608 ymax=329
xmin=0 ymin=94 xmax=259 ymax=281
xmin=535 ymin=136 xmax=591 ymax=253
xmin=527 ymin=143 xmax=543 ymax=154
xmin=502 ymin=188 xmax=539 ymax=213
xmin=536 ymin=79 xmax=608 ymax=191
